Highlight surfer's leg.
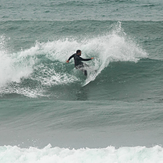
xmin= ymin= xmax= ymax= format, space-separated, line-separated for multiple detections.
xmin=76 ymin=65 xmax=88 ymax=76
xmin=84 ymin=70 xmax=87 ymax=76
xmin=82 ymin=64 xmax=88 ymax=76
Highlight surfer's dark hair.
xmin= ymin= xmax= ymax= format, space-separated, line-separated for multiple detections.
xmin=76 ymin=50 xmax=81 ymax=54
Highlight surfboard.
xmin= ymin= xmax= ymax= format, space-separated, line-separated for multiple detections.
xmin=82 ymin=68 xmax=98 ymax=86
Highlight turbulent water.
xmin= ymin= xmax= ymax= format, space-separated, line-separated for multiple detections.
xmin=1 ymin=0 xmax=163 ymax=162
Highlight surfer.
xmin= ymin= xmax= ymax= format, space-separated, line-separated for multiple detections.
xmin=66 ymin=50 xmax=94 ymax=76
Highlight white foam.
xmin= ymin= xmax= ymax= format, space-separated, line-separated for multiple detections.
xmin=0 ymin=85 xmax=46 ymax=98
xmin=0 ymin=144 xmax=163 ymax=163
xmin=32 ymin=64 xmax=79 ymax=86
xmin=29 ymin=23 xmax=147 ymax=65
xmin=0 ymin=37 xmax=34 ymax=88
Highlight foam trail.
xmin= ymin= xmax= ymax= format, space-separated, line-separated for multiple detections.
xmin=0 ymin=145 xmax=163 ymax=163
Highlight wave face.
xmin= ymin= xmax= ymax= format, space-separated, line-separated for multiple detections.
xmin=1 ymin=145 xmax=163 ymax=163
xmin=0 ymin=22 xmax=148 ymax=99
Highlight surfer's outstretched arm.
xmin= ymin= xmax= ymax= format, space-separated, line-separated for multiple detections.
xmin=66 ymin=54 xmax=74 ymax=63
xmin=80 ymin=57 xmax=94 ymax=61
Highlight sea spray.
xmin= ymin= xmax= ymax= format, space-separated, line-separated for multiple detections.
xmin=82 ymin=22 xmax=148 ymax=85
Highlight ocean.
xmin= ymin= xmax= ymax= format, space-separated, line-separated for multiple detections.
xmin=1 ymin=0 xmax=163 ymax=162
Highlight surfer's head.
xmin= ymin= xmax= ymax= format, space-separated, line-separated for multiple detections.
xmin=76 ymin=50 xmax=81 ymax=56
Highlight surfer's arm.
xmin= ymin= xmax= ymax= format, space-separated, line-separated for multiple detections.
xmin=66 ymin=54 xmax=74 ymax=63
xmin=80 ymin=57 xmax=94 ymax=61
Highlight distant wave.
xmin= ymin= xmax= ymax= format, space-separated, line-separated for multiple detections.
xmin=1 ymin=144 xmax=163 ymax=163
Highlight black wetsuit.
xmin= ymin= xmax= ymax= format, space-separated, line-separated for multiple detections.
xmin=68 ymin=53 xmax=92 ymax=76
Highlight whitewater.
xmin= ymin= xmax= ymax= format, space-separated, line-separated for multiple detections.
xmin=1 ymin=145 xmax=163 ymax=163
